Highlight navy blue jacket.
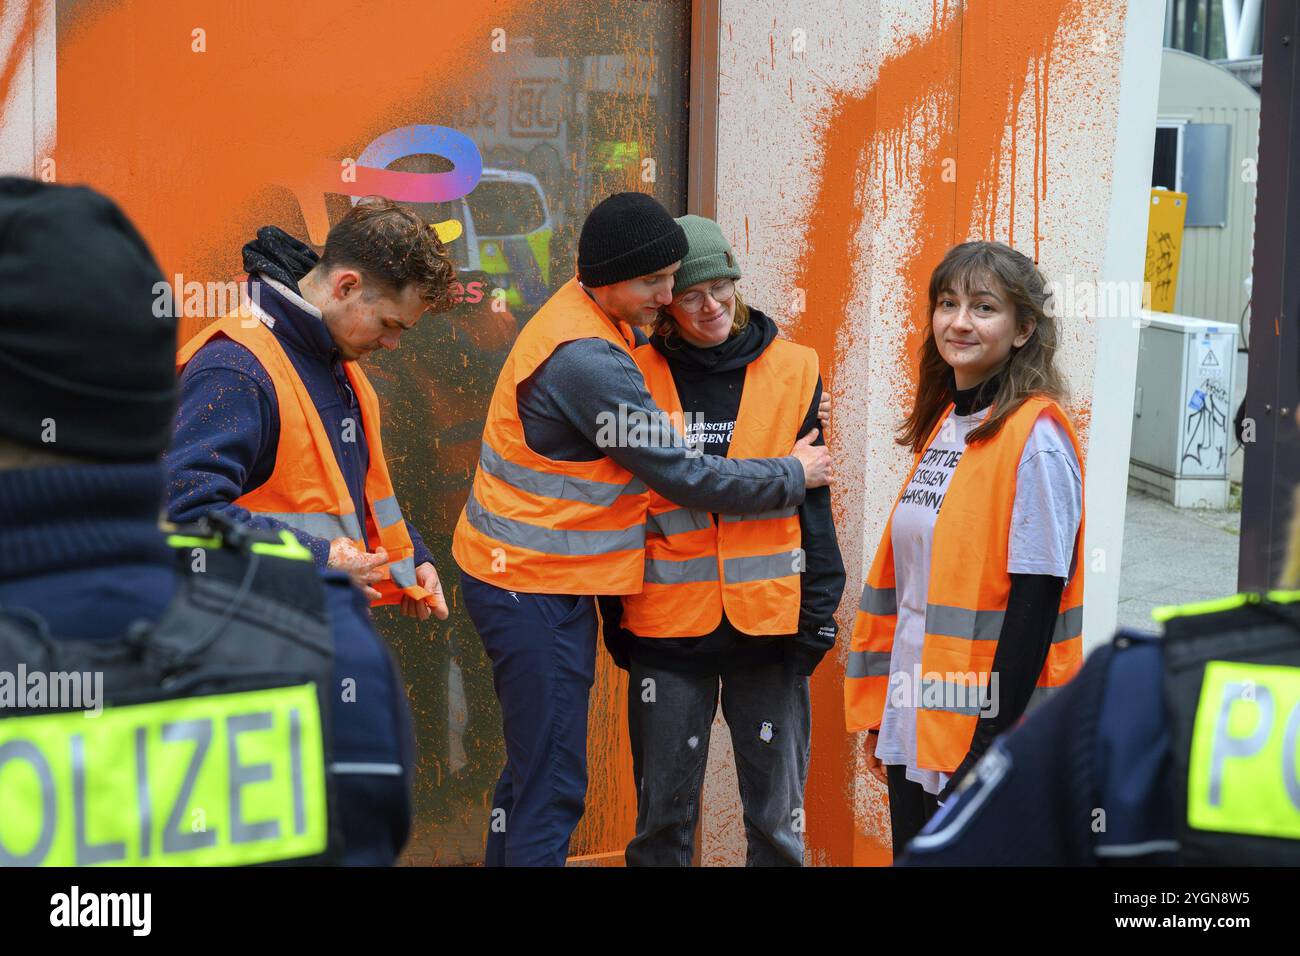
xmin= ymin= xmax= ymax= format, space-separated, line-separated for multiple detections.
xmin=0 ymin=462 xmax=415 ymax=865
xmin=165 ymin=277 xmax=433 ymax=570
xmin=899 ymin=629 xmax=1177 ymax=865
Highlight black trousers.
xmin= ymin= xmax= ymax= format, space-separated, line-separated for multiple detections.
xmin=886 ymin=763 xmax=940 ymax=858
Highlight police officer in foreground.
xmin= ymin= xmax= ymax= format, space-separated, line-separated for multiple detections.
xmin=0 ymin=178 xmax=413 ymax=865
xmin=899 ymin=448 xmax=1300 ymax=865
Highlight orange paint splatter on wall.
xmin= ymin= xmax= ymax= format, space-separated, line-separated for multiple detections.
xmin=0 ymin=0 xmax=35 ymax=120
xmin=54 ymin=1 xmax=523 ymax=303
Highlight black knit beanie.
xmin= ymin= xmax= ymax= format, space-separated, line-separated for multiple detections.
xmin=577 ymin=192 xmax=688 ymax=287
xmin=0 ymin=178 xmax=176 ymax=461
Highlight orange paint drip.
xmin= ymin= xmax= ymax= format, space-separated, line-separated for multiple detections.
xmin=854 ymin=829 xmax=893 ymax=867
xmin=570 ymin=641 xmax=638 ymax=857
xmin=1009 ymin=96 xmax=1017 ymax=246
xmin=1033 ymin=57 xmax=1043 ymax=259
xmin=0 ymin=0 xmax=36 ymax=129
xmin=1040 ymin=39 xmax=1052 ymax=257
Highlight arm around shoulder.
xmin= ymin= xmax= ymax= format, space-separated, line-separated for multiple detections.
xmin=543 ymin=339 xmax=810 ymax=513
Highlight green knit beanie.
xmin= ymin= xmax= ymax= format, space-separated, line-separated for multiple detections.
xmin=672 ymin=215 xmax=742 ymax=295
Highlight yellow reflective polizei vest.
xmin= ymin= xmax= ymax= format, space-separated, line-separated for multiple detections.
xmin=1188 ymin=660 xmax=1300 ymax=839
xmin=620 ymin=338 xmax=818 ymax=637
xmin=0 ymin=683 xmax=327 ymax=866
xmin=1158 ymin=589 xmax=1300 ymax=860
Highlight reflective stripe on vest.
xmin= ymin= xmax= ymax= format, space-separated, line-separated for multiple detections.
xmin=620 ymin=338 xmax=818 ymax=638
xmin=166 ymin=528 xmax=315 ymax=564
xmin=462 ymin=489 xmax=646 ymax=556
xmin=451 ymin=277 xmax=651 ymax=595
xmin=176 ymin=306 xmax=429 ymax=608
xmin=0 ymin=684 xmax=326 ymax=867
xmin=720 ymin=507 xmax=799 ymax=523
xmin=646 ymin=508 xmax=713 ymax=537
xmin=845 ymin=397 xmax=1086 ymax=772
xmin=1154 ymin=589 xmax=1300 ymax=623
xmin=477 ymin=441 xmax=648 ymax=505
xmin=255 ymin=511 xmax=364 ymax=544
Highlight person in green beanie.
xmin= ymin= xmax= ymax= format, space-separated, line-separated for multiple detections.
xmin=600 ymin=215 xmax=845 ymax=866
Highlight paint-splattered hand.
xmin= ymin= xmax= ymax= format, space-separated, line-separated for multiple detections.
xmin=402 ymin=561 xmax=450 ymax=623
xmin=328 ymin=538 xmax=387 ymax=601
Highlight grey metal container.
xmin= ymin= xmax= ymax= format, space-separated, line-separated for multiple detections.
xmin=1130 ymin=311 xmax=1238 ymax=507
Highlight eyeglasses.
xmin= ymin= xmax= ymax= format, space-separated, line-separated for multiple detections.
xmin=675 ymin=279 xmax=735 ymax=313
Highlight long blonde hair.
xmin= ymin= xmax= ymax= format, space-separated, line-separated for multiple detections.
xmin=898 ymin=241 xmax=1069 ymax=452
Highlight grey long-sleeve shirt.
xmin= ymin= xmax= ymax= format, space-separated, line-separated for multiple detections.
xmin=516 ymin=337 xmax=806 ymax=514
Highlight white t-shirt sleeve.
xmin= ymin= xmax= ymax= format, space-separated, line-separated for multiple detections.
xmin=1007 ymin=412 xmax=1083 ymax=579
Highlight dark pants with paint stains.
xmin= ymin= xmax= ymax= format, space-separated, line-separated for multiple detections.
xmin=460 ymin=571 xmax=596 ymax=867
xmin=625 ymin=657 xmax=811 ymax=866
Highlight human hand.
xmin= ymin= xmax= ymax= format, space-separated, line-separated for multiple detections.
xmin=402 ymin=561 xmax=450 ymax=622
xmin=863 ymin=730 xmax=888 ymax=785
xmin=791 ymin=428 xmax=832 ymax=488
xmin=328 ymin=537 xmax=387 ymax=602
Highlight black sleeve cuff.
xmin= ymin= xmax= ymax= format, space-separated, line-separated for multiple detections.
xmin=785 ymin=640 xmax=828 ymax=677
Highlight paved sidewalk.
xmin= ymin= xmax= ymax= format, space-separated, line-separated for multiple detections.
xmin=1116 ymin=489 xmax=1242 ymax=633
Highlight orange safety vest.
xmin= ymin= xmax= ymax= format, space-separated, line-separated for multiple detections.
xmin=451 ymin=277 xmax=650 ymax=594
xmin=844 ymin=396 xmax=1085 ymax=772
xmin=621 ymin=339 xmax=818 ymax=637
xmin=175 ymin=306 xmax=432 ymax=608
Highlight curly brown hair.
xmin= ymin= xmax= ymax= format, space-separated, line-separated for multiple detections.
xmin=320 ymin=195 xmax=456 ymax=314
xmin=898 ymin=241 xmax=1069 ymax=452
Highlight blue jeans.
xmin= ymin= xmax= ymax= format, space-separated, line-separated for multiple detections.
xmin=460 ymin=571 xmax=596 ymax=867
xmin=625 ymin=657 xmax=811 ymax=866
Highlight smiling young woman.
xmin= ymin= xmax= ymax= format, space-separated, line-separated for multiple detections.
xmin=845 ymin=240 xmax=1087 ymax=854
xmin=601 ymin=214 xmax=845 ymax=867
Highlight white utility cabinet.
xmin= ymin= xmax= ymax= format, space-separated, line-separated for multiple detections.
xmin=1129 ymin=311 xmax=1238 ymax=508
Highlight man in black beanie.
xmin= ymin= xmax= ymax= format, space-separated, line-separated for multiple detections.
xmin=451 ymin=191 xmax=831 ymax=866
xmin=0 ymin=178 xmax=416 ymax=865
